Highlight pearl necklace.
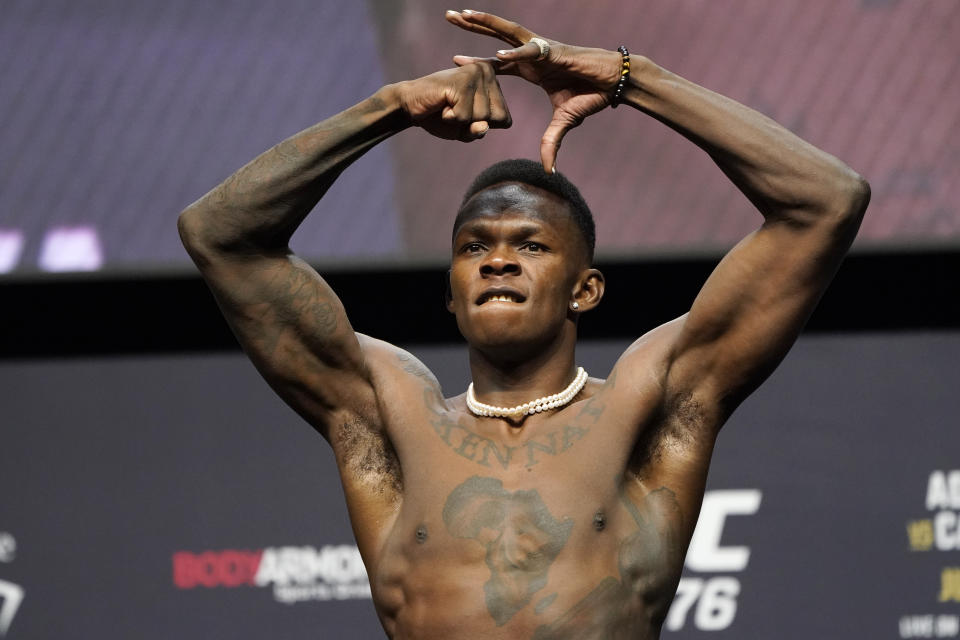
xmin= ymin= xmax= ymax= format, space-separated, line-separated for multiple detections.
xmin=466 ymin=367 xmax=589 ymax=419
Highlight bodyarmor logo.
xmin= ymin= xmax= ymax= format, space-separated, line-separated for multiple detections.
xmin=665 ymin=489 xmax=762 ymax=633
xmin=172 ymin=544 xmax=371 ymax=604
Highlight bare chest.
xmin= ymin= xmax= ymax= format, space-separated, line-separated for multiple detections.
xmin=365 ymin=401 xmax=684 ymax=639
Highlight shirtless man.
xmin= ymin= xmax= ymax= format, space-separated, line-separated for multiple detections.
xmin=177 ymin=11 xmax=869 ymax=639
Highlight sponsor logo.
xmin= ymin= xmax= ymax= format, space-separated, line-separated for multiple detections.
xmin=172 ymin=544 xmax=370 ymax=604
xmin=908 ymin=470 xmax=960 ymax=552
xmin=900 ymin=615 xmax=960 ymax=639
xmin=0 ymin=532 xmax=24 ymax=637
xmin=664 ymin=489 xmax=762 ymax=633
xmin=0 ymin=534 xmax=14 ymax=564
xmin=899 ymin=470 xmax=960 ymax=639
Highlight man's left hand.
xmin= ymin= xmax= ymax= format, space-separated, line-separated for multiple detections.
xmin=446 ymin=10 xmax=623 ymax=173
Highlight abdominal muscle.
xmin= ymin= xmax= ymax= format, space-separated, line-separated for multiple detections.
xmin=367 ymin=481 xmax=674 ymax=640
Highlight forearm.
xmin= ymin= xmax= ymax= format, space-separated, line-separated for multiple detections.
xmin=621 ymin=56 xmax=869 ymax=222
xmin=179 ymin=84 xmax=409 ymax=256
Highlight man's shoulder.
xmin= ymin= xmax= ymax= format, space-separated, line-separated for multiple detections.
xmin=356 ymin=333 xmax=444 ymax=394
xmin=606 ymin=316 xmax=686 ymax=394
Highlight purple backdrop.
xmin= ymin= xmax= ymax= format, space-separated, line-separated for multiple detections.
xmin=1 ymin=0 xmax=958 ymax=275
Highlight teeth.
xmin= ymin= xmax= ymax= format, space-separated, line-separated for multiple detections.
xmin=485 ymin=294 xmax=517 ymax=303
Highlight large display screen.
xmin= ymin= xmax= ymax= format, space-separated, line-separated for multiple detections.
xmin=1 ymin=1 xmax=957 ymax=276
xmin=1 ymin=333 xmax=958 ymax=638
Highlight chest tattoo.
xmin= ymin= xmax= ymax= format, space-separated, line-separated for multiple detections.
xmin=443 ymin=476 xmax=573 ymax=626
xmin=424 ymin=390 xmax=605 ymax=470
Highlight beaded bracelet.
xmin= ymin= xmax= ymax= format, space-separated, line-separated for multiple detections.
xmin=610 ymin=45 xmax=630 ymax=108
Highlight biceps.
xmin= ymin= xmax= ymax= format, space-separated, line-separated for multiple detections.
xmin=671 ymin=222 xmax=849 ymax=401
xmin=202 ymin=253 xmax=369 ymax=414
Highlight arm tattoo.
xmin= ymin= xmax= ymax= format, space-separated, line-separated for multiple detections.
xmin=311 ymin=301 xmax=338 ymax=337
xmin=261 ymin=266 xmax=340 ymax=341
xmin=396 ymin=352 xmax=438 ymax=384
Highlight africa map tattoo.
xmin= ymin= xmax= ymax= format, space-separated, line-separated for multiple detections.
xmin=443 ymin=477 xmax=573 ymax=625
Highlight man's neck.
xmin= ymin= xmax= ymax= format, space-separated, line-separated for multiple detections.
xmin=467 ymin=331 xmax=580 ymax=409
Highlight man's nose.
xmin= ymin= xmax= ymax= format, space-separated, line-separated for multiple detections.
xmin=479 ymin=249 xmax=520 ymax=276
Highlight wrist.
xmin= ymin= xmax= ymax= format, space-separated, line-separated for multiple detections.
xmin=617 ymin=55 xmax=661 ymax=109
xmin=372 ymin=83 xmax=414 ymax=131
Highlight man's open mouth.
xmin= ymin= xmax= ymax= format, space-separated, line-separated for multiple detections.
xmin=477 ymin=291 xmax=526 ymax=305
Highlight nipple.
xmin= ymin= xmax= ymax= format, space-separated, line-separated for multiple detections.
xmin=593 ymin=511 xmax=606 ymax=531
xmin=415 ymin=525 xmax=429 ymax=544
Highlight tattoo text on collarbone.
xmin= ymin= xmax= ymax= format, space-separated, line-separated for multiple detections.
xmin=423 ymin=389 xmax=606 ymax=470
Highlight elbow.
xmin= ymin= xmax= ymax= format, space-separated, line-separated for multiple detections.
xmin=177 ymin=205 xmax=217 ymax=265
xmin=177 ymin=206 xmax=202 ymax=250
xmin=836 ymin=171 xmax=870 ymax=240
xmin=833 ymin=167 xmax=871 ymax=221
xmin=817 ymin=168 xmax=870 ymax=236
xmin=176 ymin=207 xmax=196 ymax=247
xmin=843 ymin=171 xmax=871 ymax=220
xmin=178 ymin=204 xmax=287 ymax=264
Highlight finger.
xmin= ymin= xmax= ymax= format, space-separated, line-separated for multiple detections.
xmin=445 ymin=10 xmax=503 ymax=41
xmin=495 ymin=41 xmax=543 ymax=62
xmin=540 ymin=119 xmax=573 ymax=174
xmin=472 ymin=73 xmax=491 ymax=130
xmin=441 ymin=82 xmax=473 ymax=126
xmin=468 ymin=121 xmax=490 ymax=140
xmin=453 ymin=54 xmax=521 ymax=78
xmin=452 ymin=55 xmax=505 ymax=70
xmin=487 ymin=77 xmax=512 ymax=130
xmin=457 ymin=10 xmax=532 ymax=47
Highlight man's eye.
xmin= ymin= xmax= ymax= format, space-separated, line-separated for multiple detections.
xmin=464 ymin=243 xmax=484 ymax=253
xmin=524 ymin=242 xmax=544 ymax=252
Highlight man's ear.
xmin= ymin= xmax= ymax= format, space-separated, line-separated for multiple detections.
xmin=570 ymin=268 xmax=605 ymax=313
xmin=444 ymin=269 xmax=454 ymax=312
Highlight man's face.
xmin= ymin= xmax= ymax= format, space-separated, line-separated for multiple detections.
xmin=448 ymin=182 xmax=587 ymax=355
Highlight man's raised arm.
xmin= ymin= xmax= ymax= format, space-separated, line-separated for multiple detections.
xmin=446 ymin=10 xmax=869 ymax=413
xmin=619 ymin=54 xmax=870 ymax=411
xmin=177 ymin=63 xmax=510 ymax=437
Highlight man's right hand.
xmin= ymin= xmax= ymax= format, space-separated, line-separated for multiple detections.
xmin=392 ymin=62 xmax=512 ymax=142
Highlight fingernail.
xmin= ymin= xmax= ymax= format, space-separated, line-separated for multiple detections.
xmin=462 ymin=9 xmax=476 ymax=14
xmin=551 ymin=166 xmax=557 ymax=174
xmin=446 ymin=9 xmax=458 ymax=14
xmin=497 ymin=49 xmax=510 ymax=55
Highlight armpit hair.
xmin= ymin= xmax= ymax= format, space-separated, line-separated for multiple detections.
xmin=629 ymin=391 xmax=706 ymax=471
xmin=334 ymin=414 xmax=402 ymax=497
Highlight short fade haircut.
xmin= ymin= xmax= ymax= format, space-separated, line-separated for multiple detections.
xmin=454 ymin=159 xmax=596 ymax=263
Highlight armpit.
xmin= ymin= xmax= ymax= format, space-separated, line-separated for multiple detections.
xmin=629 ymin=391 xmax=709 ymax=471
xmin=334 ymin=414 xmax=402 ymax=497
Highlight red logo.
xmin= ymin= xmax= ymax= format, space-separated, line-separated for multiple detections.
xmin=173 ymin=549 xmax=264 ymax=589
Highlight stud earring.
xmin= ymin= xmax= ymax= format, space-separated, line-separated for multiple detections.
xmin=571 ymin=302 xmax=580 ymax=310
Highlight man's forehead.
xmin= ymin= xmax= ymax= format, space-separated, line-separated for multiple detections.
xmin=455 ymin=182 xmax=573 ymax=232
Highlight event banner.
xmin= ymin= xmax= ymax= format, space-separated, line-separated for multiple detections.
xmin=1 ymin=333 xmax=958 ymax=638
